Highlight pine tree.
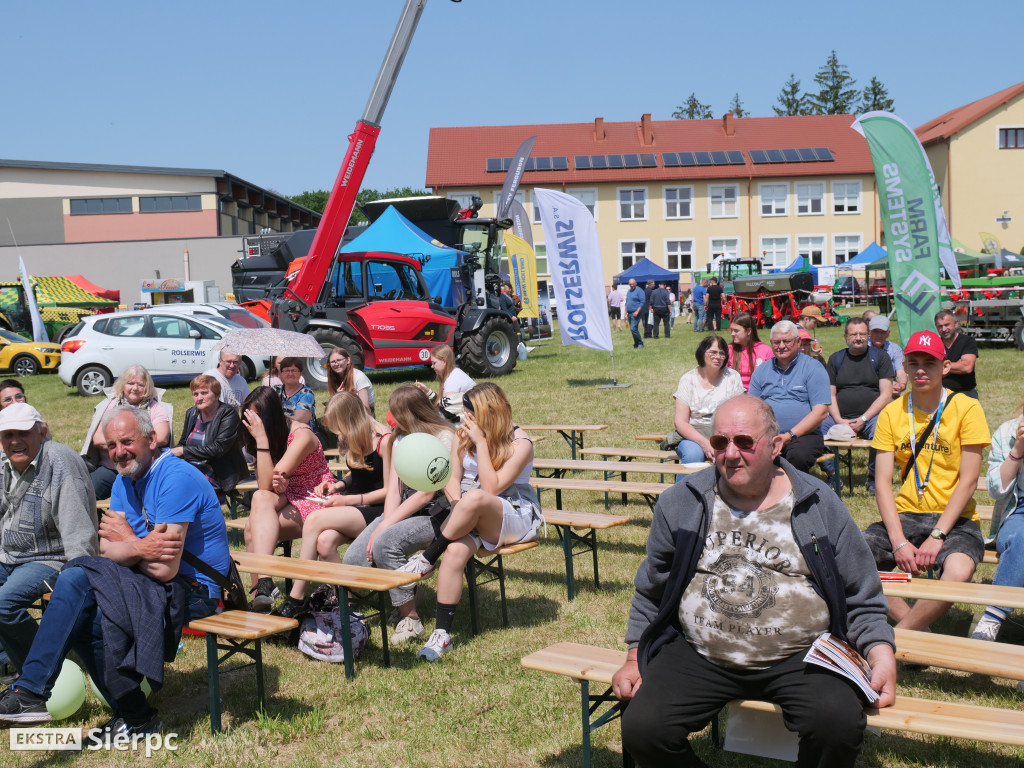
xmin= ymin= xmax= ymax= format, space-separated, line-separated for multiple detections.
xmin=858 ymin=76 xmax=895 ymax=114
xmin=773 ymin=74 xmax=809 ymax=116
xmin=807 ymin=50 xmax=859 ymax=115
xmin=728 ymin=93 xmax=747 ymax=118
xmin=672 ymin=93 xmax=713 ymax=120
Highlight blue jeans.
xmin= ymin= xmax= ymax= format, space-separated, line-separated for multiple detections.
xmin=344 ymin=516 xmax=436 ymax=607
xmin=0 ymin=561 xmax=60 ymax=673
xmin=16 ymin=567 xmax=216 ymax=718
xmin=675 ymin=440 xmax=707 ymax=483
xmin=694 ymin=306 xmax=706 ymax=331
xmin=628 ymin=312 xmax=644 ymax=347
xmin=993 ymin=512 xmax=1024 ymax=614
xmin=91 ymin=465 xmax=118 ymax=501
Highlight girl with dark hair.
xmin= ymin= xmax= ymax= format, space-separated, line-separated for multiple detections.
xmin=672 ymin=335 xmax=744 ymax=465
xmin=326 ymin=347 xmax=375 ymax=414
xmin=240 ymin=386 xmax=334 ymax=611
xmin=400 ymin=382 xmax=540 ymax=662
xmin=728 ymin=312 xmax=773 ymax=391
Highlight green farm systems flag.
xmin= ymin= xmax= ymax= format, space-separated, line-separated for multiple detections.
xmin=851 ymin=112 xmax=960 ymax=341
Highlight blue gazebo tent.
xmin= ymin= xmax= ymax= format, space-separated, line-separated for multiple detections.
xmin=613 ymin=258 xmax=679 ymax=289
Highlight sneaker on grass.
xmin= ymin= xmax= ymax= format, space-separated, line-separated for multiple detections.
xmin=0 ymin=686 xmax=51 ymax=725
xmin=417 ymin=629 xmax=453 ymax=662
xmin=398 ymin=554 xmax=436 ymax=579
xmin=392 ymin=616 xmax=424 ymax=643
xmin=249 ymin=577 xmax=280 ymax=613
xmin=971 ymin=616 xmax=1002 ymax=643
xmin=273 ymin=596 xmax=309 ymax=620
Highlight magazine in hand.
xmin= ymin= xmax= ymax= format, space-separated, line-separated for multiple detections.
xmin=803 ymin=632 xmax=879 ymax=704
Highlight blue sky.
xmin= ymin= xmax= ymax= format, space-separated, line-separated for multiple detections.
xmin=3 ymin=1 xmax=1022 ymax=198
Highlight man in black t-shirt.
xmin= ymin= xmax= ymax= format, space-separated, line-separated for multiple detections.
xmin=704 ymin=277 xmax=724 ymax=331
xmin=935 ymin=310 xmax=978 ymax=398
xmin=649 ymin=282 xmax=671 ymax=338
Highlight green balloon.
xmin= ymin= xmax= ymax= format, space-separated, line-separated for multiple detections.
xmin=393 ymin=432 xmax=451 ymax=492
xmin=46 ymin=660 xmax=86 ymax=720
xmin=89 ymin=674 xmax=152 ymax=709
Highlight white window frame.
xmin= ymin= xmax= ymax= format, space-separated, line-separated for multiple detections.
xmin=797 ymin=234 xmax=827 ymax=266
xmin=447 ymin=192 xmax=480 ymax=212
xmin=831 ymin=180 xmax=861 ymax=214
xmin=617 ymin=187 xmax=648 ymax=221
xmin=709 ymin=237 xmax=741 ymax=262
xmin=619 ymin=239 xmax=649 ymax=271
xmin=795 ymin=182 xmax=824 ymax=216
xmin=534 ymin=243 xmax=549 ymax=276
xmin=759 ymin=235 xmax=790 ymax=270
xmin=832 ymin=233 xmax=863 ymax=265
xmin=662 ymin=185 xmax=694 ymax=220
xmin=664 ymin=239 xmax=694 ymax=271
xmin=758 ymin=182 xmax=789 ymax=217
xmin=708 ymin=184 xmax=739 ymax=218
xmin=565 ymin=187 xmax=599 ymax=221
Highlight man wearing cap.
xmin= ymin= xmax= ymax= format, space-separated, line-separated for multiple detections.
xmin=0 ymin=404 xmax=98 ymax=675
xmin=868 ymin=316 xmax=906 ymax=396
xmin=864 ymin=330 xmax=990 ymax=631
xmin=204 ymin=351 xmax=249 ymax=408
xmin=799 ymin=305 xmax=825 ymax=335
xmin=934 ymin=310 xmax=979 ymax=399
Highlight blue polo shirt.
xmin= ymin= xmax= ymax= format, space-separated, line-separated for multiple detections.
xmin=748 ymin=352 xmax=832 ymax=434
xmin=111 ymin=449 xmax=230 ymax=598
xmin=692 ymin=284 xmax=707 ymax=306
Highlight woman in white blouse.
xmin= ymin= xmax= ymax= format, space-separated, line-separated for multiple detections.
xmin=672 ymin=335 xmax=744 ymax=464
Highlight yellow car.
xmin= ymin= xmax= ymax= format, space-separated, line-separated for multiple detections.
xmin=0 ymin=328 xmax=61 ymax=376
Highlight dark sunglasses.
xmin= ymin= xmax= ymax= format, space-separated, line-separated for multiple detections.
xmin=462 ymin=393 xmax=474 ymax=413
xmin=709 ymin=433 xmax=762 ymax=452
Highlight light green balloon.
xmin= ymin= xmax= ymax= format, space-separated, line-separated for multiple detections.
xmin=89 ymin=674 xmax=152 ymax=709
xmin=46 ymin=660 xmax=86 ymax=720
xmin=393 ymin=432 xmax=451 ymax=491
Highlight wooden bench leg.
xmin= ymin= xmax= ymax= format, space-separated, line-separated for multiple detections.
xmin=205 ymin=632 xmax=222 ymax=734
xmin=464 ymin=552 xmax=508 ymax=636
xmin=202 ymin=632 xmax=270 ymax=734
xmin=554 ymin=525 xmax=602 ymax=601
xmin=576 ymin=680 xmax=632 ymax=768
xmin=345 ymin=588 xmax=394 ymax=669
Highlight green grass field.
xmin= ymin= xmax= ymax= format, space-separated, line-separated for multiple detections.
xmin=9 ymin=311 xmax=1024 ymax=767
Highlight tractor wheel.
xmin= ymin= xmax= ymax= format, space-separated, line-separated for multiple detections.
xmin=1014 ymin=321 xmax=1024 ymax=352
xmin=12 ymin=355 xmax=40 ymax=377
xmin=307 ymin=328 xmax=364 ymax=390
xmin=459 ymin=317 xmax=517 ymax=378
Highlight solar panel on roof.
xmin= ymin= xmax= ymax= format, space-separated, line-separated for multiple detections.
xmin=591 ymin=155 xmax=608 ymax=169
xmin=641 ymin=153 xmax=657 ymax=167
xmin=727 ymin=150 xmax=745 ymax=164
xmin=535 ymin=157 xmax=551 ymax=170
xmin=814 ymin=147 xmax=834 ymax=161
xmin=782 ymin=148 xmax=802 ymax=162
xmin=797 ymin=148 xmax=818 ymax=162
xmin=607 ymin=155 xmax=624 ymax=168
xmin=767 ymin=149 xmax=785 ymax=163
xmin=575 ymin=156 xmax=591 ymax=169
xmin=624 ymin=154 xmax=640 ymax=168
xmin=486 ymin=158 xmax=503 ymax=172
xmin=553 ymin=157 xmax=569 ymax=170
xmin=710 ymin=151 xmax=729 ymax=164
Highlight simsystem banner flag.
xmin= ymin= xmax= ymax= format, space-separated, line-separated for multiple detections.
xmin=852 ymin=111 xmax=960 ymax=341
xmin=506 ymin=233 xmax=539 ymax=318
xmin=534 ymin=188 xmax=612 ymax=352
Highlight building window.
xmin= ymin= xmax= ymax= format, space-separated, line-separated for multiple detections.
xmin=759 ymin=236 xmax=790 ymax=270
xmin=796 ymin=183 xmax=824 ymax=215
xmin=447 ymin=192 xmax=480 ymax=211
xmin=833 ymin=234 xmax=862 ymax=264
xmin=831 ymin=181 xmax=861 ymax=214
xmin=663 ymin=186 xmax=693 ymax=219
xmin=69 ymin=197 xmax=132 ymax=215
xmin=665 ymin=240 xmax=693 ymax=271
xmin=566 ymin=188 xmax=598 ymax=220
xmin=759 ymin=183 xmax=788 ymax=216
xmin=618 ymin=188 xmax=647 ymax=220
xmin=999 ymin=127 xmax=1024 ymax=148
xmin=708 ymin=184 xmax=739 ymax=218
xmin=139 ymin=195 xmax=202 ymax=213
xmin=709 ymin=237 xmax=740 ymax=262
xmin=619 ymin=240 xmax=648 ymax=270
xmin=534 ymin=244 xmax=549 ymax=276
xmin=797 ymin=235 xmax=826 ymax=266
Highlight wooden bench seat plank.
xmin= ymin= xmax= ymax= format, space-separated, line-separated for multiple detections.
xmin=581 ymin=446 xmax=679 ymax=462
xmin=894 ymin=627 xmax=1024 ymax=679
xmin=235 ymin=479 xmax=259 ymax=493
xmin=233 ymin=551 xmax=418 ymax=592
xmin=976 ymin=504 xmax=993 ymax=521
xmin=533 ymin=458 xmax=704 ymax=476
xmin=530 ymin=477 xmax=674 ymax=494
xmin=521 ymin=642 xmax=623 ymax=683
xmin=188 ymin=611 xmax=296 ymax=641
xmin=540 ymin=511 xmax=629 ymax=601
xmin=543 ymin=509 xmax=631 ymax=529
xmin=882 ymin=577 xmax=1024 ymax=609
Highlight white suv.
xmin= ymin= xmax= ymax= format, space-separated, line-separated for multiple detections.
xmin=59 ymin=310 xmax=266 ymax=396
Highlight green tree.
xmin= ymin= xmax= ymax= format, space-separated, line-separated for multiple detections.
xmin=672 ymin=93 xmax=713 ymax=120
xmin=289 ymin=186 xmax=428 ymax=225
xmin=807 ymin=50 xmax=859 ymax=115
xmin=858 ymin=76 xmax=895 ymax=114
xmin=727 ymin=93 xmax=747 ymax=118
xmin=773 ymin=74 xmax=809 ymax=116
xmin=289 ymin=189 xmax=329 ymax=214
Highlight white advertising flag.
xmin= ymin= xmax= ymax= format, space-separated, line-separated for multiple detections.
xmin=533 ymin=188 xmax=612 ymax=352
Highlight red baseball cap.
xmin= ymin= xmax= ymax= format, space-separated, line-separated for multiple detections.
xmin=904 ymin=330 xmax=945 ymax=360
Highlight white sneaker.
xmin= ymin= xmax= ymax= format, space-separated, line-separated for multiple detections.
xmin=417 ymin=629 xmax=453 ymax=662
xmin=398 ymin=554 xmax=436 ymax=579
xmin=392 ymin=616 xmax=424 ymax=643
xmin=971 ymin=616 xmax=1002 ymax=642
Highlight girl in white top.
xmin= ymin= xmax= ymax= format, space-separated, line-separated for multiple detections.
xmin=400 ymin=382 xmax=540 ymax=662
xmin=419 ymin=344 xmax=474 ymax=423
xmin=673 ymin=335 xmax=744 ymax=465
xmin=326 ymin=347 xmax=375 ymax=415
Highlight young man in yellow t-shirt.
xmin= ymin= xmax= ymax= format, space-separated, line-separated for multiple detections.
xmin=864 ymin=330 xmax=990 ymax=631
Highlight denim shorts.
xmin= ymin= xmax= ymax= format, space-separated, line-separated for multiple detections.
xmin=863 ymin=512 xmax=983 ymax=575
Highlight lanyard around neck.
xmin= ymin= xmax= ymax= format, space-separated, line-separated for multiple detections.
xmin=907 ymin=394 xmax=946 ymax=500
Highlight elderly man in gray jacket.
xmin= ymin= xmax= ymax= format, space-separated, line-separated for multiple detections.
xmin=613 ymin=395 xmax=895 ymax=768
xmin=0 ymin=404 xmax=98 ymax=673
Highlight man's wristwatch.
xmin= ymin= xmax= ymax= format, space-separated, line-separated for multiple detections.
xmin=929 ymin=528 xmax=947 ymax=541
xmin=786 ymin=430 xmax=796 ymax=441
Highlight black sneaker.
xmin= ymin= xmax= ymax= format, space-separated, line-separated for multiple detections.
xmin=273 ymin=596 xmax=309 ymax=620
xmin=0 ymin=686 xmax=51 ymax=725
xmin=249 ymin=577 xmax=279 ymax=613
xmin=91 ymin=710 xmax=162 ymax=742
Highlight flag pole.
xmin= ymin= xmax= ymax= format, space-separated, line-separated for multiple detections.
xmin=599 ymin=349 xmax=632 ymax=389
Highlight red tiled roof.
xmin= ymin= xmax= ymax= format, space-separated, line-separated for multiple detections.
xmin=425 ymin=114 xmax=872 ymax=188
xmin=916 ymin=81 xmax=1024 ymax=145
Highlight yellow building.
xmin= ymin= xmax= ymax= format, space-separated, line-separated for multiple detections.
xmin=426 ymin=114 xmax=878 ymax=287
xmin=917 ymin=81 xmax=1024 ymax=254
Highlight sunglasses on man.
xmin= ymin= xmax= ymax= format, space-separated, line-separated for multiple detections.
xmin=708 ymin=433 xmax=764 ymax=452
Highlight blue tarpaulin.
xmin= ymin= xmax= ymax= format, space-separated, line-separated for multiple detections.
xmin=835 ymin=242 xmax=887 ymax=270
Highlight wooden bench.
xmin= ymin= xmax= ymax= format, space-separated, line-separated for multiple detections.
xmin=465 ymin=541 xmax=539 ymax=635
xmin=529 ymin=476 xmax=673 ymax=512
xmin=894 ymin=627 xmax=1024 ymax=680
xmin=186 ymin=610 xmax=297 ymax=734
xmin=541 ymin=509 xmax=630 ymax=601
xmin=581 ymin=445 xmax=679 ymax=462
xmin=233 ymin=551 xmax=419 ymax=681
xmin=882 ymin=577 xmax=1024 ymax=610
xmin=521 ymin=642 xmax=1024 ymax=768
xmin=519 ymin=424 xmax=608 ymax=459
xmin=823 ymin=438 xmax=873 ymax=490
xmin=534 ymin=458 xmax=704 ymax=507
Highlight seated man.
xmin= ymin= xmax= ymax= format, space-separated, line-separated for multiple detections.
xmin=749 ymin=320 xmax=831 ymax=473
xmin=0 ymin=404 xmax=97 ymax=674
xmin=0 ymin=406 xmax=230 ymax=734
xmin=868 ymin=316 xmax=907 ymax=396
xmin=864 ymin=331 xmax=990 ymax=631
xmin=614 ymin=395 xmax=895 ymax=768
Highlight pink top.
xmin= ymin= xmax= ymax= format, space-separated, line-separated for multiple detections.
xmin=728 ymin=341 xmax=773 ymax=390
xmin=283 ymin=427 xmax=335 ymax=519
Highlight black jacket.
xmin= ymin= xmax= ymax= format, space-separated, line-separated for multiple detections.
xmin=176 ymin=401 xmax=247 ymax=492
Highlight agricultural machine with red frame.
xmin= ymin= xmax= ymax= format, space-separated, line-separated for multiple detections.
xmin=721 ymin=263 xmax=842 ymax=327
